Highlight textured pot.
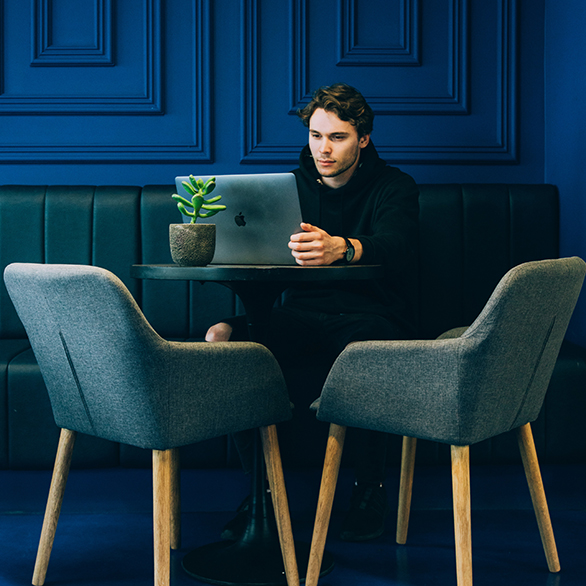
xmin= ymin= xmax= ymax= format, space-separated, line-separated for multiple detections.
xmin=169 ymin=223 xmax=216 ymax=266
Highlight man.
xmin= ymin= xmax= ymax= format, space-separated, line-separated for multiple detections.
xmin=207 ymin=83 xmax=419 ymax=542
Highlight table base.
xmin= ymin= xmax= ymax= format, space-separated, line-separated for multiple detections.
xmin=182 ymin=539 xmax=334 ymax=586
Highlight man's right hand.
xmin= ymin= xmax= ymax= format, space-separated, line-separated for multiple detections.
xmin=289 ymin=222 xmax=362 ymax=265
xmin=289 ymin=222 xmax=347 ymax=265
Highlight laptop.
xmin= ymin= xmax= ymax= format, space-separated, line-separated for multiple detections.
xmin=174 ymin=172 xmax=303 ymax=265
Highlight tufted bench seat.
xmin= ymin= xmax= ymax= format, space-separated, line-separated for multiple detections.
xmin=1 ymin=184 xmax=585 ymax=470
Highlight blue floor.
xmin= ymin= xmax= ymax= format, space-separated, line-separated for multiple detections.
xmin=0 ymin=464 xmax=585 ymax=586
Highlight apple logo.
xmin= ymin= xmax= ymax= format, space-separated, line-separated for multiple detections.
xmin=234 ymin=212 xmax=246 ymax=227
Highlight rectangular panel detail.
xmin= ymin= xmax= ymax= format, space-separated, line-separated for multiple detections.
xmin=337 ymin=0 xmax=421 ymax=66
xmin=0 ymin=0 xmax=212 ymax=161
xmin=31 ymin=0 xmax=113 ymax=66
xmin=293 ymin=0 xmax=467 ymax=114
xmin=1 ymin=0 xmax=160 ymax=113
xmin=243 ymin=0 xmax=518 ymax=165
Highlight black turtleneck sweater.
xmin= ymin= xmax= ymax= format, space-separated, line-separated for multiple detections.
xmin=286 ymin=141 xmax=419 ymax=337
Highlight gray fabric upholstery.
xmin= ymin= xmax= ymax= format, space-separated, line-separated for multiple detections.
xmin=3 ymin=263 xmax=292 ymax=451
xmin=316 ymin=258 xmax=586 ymax=446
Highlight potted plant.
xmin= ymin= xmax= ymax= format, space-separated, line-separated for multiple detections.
xmin=169 ymin=176 xmax=227 ymax=266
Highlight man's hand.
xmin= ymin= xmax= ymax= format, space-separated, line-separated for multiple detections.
xmin=289 ymin=222 xmax=358 ymax=266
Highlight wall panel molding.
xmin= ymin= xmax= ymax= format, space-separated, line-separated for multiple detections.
xmin=243 ymin=0 xmax=518 ymax=165
xmin=242 ymin=0 xmax=282 ymax=162
xmin=377 ymin=0 xmax=518 ymax=163
xmin=0 ymin=0 xmax=160 ymax=114
xmin=337 ymin=0 xmax=420 ymax=66
xmin=0 ymin=0 xmax=212 ymax=162
xmin=31 ymin=0 xmax=114 ymax=66
xmin=292 ymin=0 xmax=468 ymax=115
xmin=360 ymin=0 xmax=468 ymax=115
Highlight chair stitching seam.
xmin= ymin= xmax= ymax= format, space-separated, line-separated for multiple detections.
xmin=59 ymin=331 xmax=97 ymax=435
xmin=511 ymin=315 xmax=556 ymax=428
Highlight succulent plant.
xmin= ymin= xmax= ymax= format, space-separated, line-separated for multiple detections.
xmin=172 ymin=176 xmax=227 ymax=223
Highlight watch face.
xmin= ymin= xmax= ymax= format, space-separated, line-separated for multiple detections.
xmin=345 ymin=243 xmax=355 ymax=263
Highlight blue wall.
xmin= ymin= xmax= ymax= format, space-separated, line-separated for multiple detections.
xmin=0 ymin=0 xmax=544 ymax=183
xmin=1 ymin=0 xmax=584 ymax=343
xmin=545 ymin=0 xmax=586 ymax=345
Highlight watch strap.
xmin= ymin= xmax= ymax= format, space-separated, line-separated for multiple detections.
xmin=343 ymin=237 xmax=355 ymax=264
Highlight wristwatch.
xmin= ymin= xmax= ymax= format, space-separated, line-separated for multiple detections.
xmin=343 ymin=237 xmax=355 ymax=264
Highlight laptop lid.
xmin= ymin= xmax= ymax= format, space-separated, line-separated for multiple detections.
xmin=174 ymin=172 xmax=302 ymax=265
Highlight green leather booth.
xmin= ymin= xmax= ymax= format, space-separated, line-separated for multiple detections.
xmin=1 ymin=184 xmax=584 ymax=469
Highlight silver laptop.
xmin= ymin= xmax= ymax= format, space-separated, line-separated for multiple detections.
xmin=174 ymin=172 xmax=303 ymax=265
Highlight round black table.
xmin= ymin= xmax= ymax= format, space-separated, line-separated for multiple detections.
xmin=131 ymin=263 xmax=384 ymax=586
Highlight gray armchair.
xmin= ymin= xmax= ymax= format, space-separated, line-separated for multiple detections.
xmin=3 ymin=263 xmax=297 ymax=586
xmin=305 ymin=257 xmax=586 ymax=586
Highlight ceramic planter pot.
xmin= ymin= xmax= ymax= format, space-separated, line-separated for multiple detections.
xmin=169 ymin=223 xmax=216 ymax=266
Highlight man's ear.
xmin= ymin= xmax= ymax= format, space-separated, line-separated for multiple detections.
xmin=359 ymin=134 xmax=371 ymax=148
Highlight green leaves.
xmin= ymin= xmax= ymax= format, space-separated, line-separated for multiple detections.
xmin=171 ymin=176 xmax=227 ymax=223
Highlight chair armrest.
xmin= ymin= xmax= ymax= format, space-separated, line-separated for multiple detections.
xmin=316 ymin=338 xmax=471 ymax=444
xmin=161 ymin=340 xmax=292 ymax=446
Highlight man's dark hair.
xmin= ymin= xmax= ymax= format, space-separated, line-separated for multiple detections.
xmin=297 ymin=83 xmax=374 ymax=138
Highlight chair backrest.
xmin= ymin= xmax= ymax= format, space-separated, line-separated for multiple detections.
xmin=3 ymin=263 xmax=291 ymax=450
xmin=454 ymin=257 xmax=586 ymax=442
xmin=317 ymin=257 xmax=586 ymax=447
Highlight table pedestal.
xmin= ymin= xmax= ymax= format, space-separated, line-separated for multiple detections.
xmin=183 ymin=538 xmax=334 ymax=586
xmin=182 ymin=435 xmax=334 ymax=585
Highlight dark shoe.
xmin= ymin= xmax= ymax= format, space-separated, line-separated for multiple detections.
xmin=340 ymin=481 xmax=390 ymax=542
xmin=221 ymin=495 xmax=250 ymax=541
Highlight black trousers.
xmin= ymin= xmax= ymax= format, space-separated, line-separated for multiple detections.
xmin=227 ymin=305 xmax=410 ymax=484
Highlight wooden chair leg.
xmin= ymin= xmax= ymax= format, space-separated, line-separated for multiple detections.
xmin=153 ymin=449 xmax=172 ymax=586
xmin=33 ymin=428 xmax=77 ymax=586
xmin=169 ymin=448 xmax=181 ymax=550
xmin=451 ymin=445 xmax=472 ymax=586
xmin=516 ymin=423 xmax=561 ymax=573
xmin=396 ymin=436 xmax=417 ymax=544
xmin=260 ymin=425 xmax=300 ymax=586
xmin=306 ymin=424 xmax=347 ymax=586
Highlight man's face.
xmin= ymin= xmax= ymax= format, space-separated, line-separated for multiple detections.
xmin=308 ymin=108 xmax=370 ymax=188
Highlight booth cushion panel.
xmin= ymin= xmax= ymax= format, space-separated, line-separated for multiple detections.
xmin=45 ymin=186 xmax=95 ymax=265
xmin=0 ymin=187 xmax=46 ymax=338
xmin=7 ymin=349 xmax=120 ymax=469
xmin=92 ymin=186 xmax=142 ymax=298
xmin=418 ymin=184 xmax=559 ymax=339
xmin=418 ymin=185 xmax=467 ymax=338
xmin=139 ymin=185 xmax=189 ymax=339
xmin=541 ymin=340 xmax=586 ymax=463
xmin=0 ymin=340 xmax=32 ymax=468
xmin=508 ymin=184 xmax=559 ymax=263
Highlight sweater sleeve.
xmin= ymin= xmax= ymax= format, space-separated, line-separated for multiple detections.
xmin=356 ymin=170 xmax=419 ymax=274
